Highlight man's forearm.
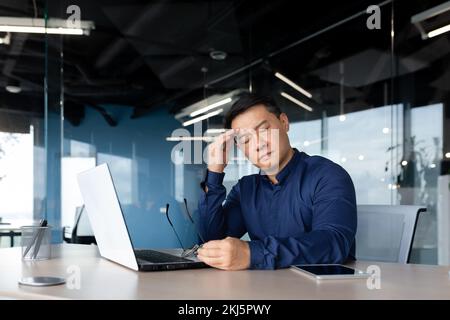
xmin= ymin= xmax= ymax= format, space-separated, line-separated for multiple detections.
xmin=198 ymin=171 xmax=228 ymax=240
xmin=248 ymin=229 xmax=353 ymax=270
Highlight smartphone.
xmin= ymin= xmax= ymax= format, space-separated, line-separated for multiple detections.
xmin=290 ymin=264 xmax=371 ymax=280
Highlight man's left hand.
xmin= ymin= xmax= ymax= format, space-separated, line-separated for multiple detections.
xmin=197 ymin=237 xmax=250 ymax=271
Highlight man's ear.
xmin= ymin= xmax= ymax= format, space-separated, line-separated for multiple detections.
xmin=279 ymin=113 xmax=289 ymax=132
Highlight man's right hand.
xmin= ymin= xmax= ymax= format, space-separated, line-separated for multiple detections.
xmin=207 ymin=129 xmax=238 ymax=173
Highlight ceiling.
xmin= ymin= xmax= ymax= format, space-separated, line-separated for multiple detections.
xmin=0 ymin=0 xmax=449 ymax=129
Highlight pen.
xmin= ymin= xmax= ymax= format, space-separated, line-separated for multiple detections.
xmin=22 ymin=219 xmax=47 ymax=259
xmin=31 ymin=219 xmax=48 ymax=259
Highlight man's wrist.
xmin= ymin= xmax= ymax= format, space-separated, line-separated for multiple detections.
xmin=207 ymin=166 xmax=224 ymax=174
xmin=242 ymin=240 xmax=251 ymax=269
xmin=248 ymin=240 xmax=265 ymax=269
xmin=201 ymin=169 xmax=225 ymax=190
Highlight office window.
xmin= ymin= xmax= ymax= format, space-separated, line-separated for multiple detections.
xmin=61 ymin=157 xmax=96 ymax=229
xmin=289 ymin=119 xmax=322 ymax=156
xmin=0 ymin=129 xmax=33 ymax=224
xmin=326 ymin=105 xmax=403 ymax=205
xmin=97 ymin=153 xmax=134 ymax=205
xmin=407 ymin=103 xmax=443 ymax=259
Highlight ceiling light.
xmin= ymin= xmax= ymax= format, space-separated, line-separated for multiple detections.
xmin=339 ymin=115 xmax=346 ymax=122
xmin=401 ymin=160 xmax=408 ymax=166
xmin=382 ymin=127 xmax=390 ymax=134
xmin=210 ymin=50 xmax=227 ymax=61
xmin=358 ymin=155 xmax=364 ymax=161
xmin=6 ymin=85 xmax=21 ymax=93
xmin=411 ymin=1 xmax=450 ymax=39
xmin=182 ymin=109 xmax=223 ymax=127
xmin=445 ymin=152 xmax=450 ymax=159
xmin=388 ymin=183 xmax=399 ymax=190
xmin=428 ymin=24 xmax=450 ymax=38
xmin=0 ymin=25 xmax=83 ymax=34
xmin=280 ymin=92 xmax=313 ymax=112
xmin=174 ymin=89 xmax=243 ymax=123
xmin=5 ymin=79 xmax=21 ymax=93
xmin=190 ymin=97 xmax=232 ymax=117
xmin=205 ymin=128 xmax=226 ymax=135
xmin=275 ymin=72 xmax=312 ymax=98
xmin=0 ymin=17 xmax=94 ymax=35
xmin=166 ymin=136 xmax=214 ymax=142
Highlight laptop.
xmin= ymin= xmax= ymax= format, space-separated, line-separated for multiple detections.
xmin=77 ymin=163 xmax=207 ymax=271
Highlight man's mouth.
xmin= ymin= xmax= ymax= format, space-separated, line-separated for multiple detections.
xmin=259 ymin=151 xmax=272 ymax=161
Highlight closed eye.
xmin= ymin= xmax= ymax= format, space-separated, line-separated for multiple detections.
xmin=238 ymin=135 xmax=251 ymax=144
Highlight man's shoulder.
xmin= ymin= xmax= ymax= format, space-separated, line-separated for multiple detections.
xmin=231 ymin=153 xmax=349 ymax=186
xmin=303 ymin=153 xmax=336 ymax=168
xmin=301 ymin=153 xmax=348 ymax=178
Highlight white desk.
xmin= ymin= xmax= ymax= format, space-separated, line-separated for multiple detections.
xmin=1 ymin=244 xmax=450 ymax=299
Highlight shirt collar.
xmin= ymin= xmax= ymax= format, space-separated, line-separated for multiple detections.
xmin=260 ymin=148 xmax=301 ymax=185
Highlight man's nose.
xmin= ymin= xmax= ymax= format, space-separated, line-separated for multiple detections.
xmin=256 ymin=136 xmax=268 ymax=152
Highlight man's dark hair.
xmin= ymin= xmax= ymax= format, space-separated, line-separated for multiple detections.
xmin=224 ymin=93 xmax=282 ymax=129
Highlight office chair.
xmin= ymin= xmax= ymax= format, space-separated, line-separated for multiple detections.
xmin=355 ymin=205 xmax=426 ymax=263
xmin=63 ymin=205 xmax=96 ymax=245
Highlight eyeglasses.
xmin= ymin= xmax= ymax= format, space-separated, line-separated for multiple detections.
xmin=164 ymin=202 xmax=203 ymax=258
xmin=183 ymin=198 xmax=205 ymax=244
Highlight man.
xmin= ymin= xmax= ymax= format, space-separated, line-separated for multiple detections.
xmin=197 ymin=93 xmax=357 ymax=270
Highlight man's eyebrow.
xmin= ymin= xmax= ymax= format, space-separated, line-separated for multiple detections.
xmin=253 ymin=120 xmax=268 ymax=130
xmin=236 ymin=120 xmax=269 ymax=137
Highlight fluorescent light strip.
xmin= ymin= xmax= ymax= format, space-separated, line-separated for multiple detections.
xmin=0 ymin=25 xmax=84 ymax=35
xmin=182 ymin=109 xmax=223 ymax=126
xmin=205 ymin=128 xmax=226 ymax=134
xmin=427 ymin=23 xmax=450 ymax=38
xmin=166 ymin=136 xmax=214 ymax=142
xmin=275 ymin=72 xmax=312 ymax=98
xmin=281 ymin=92 xmax=313 ymax=112
xmin=190 ymin=97 xmax=232 ymax=117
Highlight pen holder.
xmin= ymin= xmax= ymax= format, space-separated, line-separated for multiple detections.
xmin=21 ymin=226 xmax=52 ymax=261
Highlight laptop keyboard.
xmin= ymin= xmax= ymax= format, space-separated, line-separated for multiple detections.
xmin=135 ymin=250 xmax=192 ymax=263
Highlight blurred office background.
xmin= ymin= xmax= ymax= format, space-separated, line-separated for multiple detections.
xmin=0 ymin=0 xmax=449 ymax=264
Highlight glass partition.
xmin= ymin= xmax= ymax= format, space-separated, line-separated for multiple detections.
xmin=1 ymin=1 xmax=448 ymax=265
xmin=207 ymin=0 xmax=449 ymax=264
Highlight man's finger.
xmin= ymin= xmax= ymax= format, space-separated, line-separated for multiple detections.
xmin=197 ymin=255 xmax=223 ymax=267
xmin=201 ymin=240 xmax=224 ymax=249
xmin=215 ymin=129 xmax=237 ymax=145
xmin=197 ymin=247 xmax=222 ymax=258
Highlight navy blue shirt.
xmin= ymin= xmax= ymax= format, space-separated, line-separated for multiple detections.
xmin=198 ymin=149 xmax=357 ymax=270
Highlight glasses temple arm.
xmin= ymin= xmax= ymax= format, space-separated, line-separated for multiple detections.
xmin=184 ymin=198 xmax=206 ymax=243
xmin=165 ymin=203 xmax=186 ymax=251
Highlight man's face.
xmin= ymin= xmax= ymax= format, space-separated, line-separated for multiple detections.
xmin=231 ymin=104 xmax=291 ymax=173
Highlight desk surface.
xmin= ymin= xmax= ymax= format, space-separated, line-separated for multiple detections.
xmin=1 ymin=244 xmax=450 ymax=300
xmin=0 ymin=224 xmax=22 ymax=231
